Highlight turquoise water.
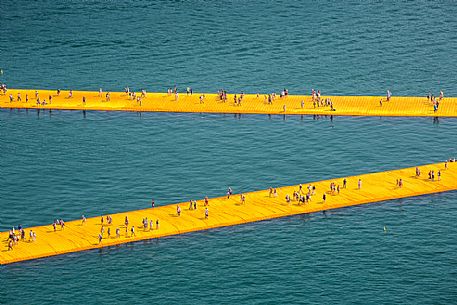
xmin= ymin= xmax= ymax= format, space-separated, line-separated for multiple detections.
xmin=1 ymin=0 xmax=457 ymax=304
xmin=1 ymin=0 xmax=457 ymax=95
xmin=1 ymin=112 xmax=457 ymax=304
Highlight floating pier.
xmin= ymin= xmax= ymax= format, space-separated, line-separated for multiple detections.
xmin=1 ymin=162 xmax=456 ymax=265
xmin=1 ymin=89 xmax=456 ymax=117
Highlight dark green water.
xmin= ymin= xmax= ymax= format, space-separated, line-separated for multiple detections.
xmin=1 ymin=0 xmax=457 ymax=304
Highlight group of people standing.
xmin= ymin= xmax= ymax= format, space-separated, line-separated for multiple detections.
xmin=7 ymin=225 xmax=36 ymax=251
xmin=427 ymin=90 xmax=444 ymax=112
xmin=284 ymin=179 xmax=348 ymax=206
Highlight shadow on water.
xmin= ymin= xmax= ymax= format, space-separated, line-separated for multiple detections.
xmin=3 ymin=109 xmax=449 ymax=129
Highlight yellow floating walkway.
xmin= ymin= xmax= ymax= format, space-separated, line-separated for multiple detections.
xmin=1 ymin=162 xmax=456 ymax=265
xmin=1 ymin=89 xmax=456 ymax=117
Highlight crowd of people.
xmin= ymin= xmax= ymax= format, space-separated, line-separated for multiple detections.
xmin=1 ymin=84 xmax=451 ymax=114
xmin=7 ymin=225 xmax=36 ymax=251
xmin=283 ymin=179 xmax=346 ymax=206
xmin=0 ymin=84 xmax=314 ymax=114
